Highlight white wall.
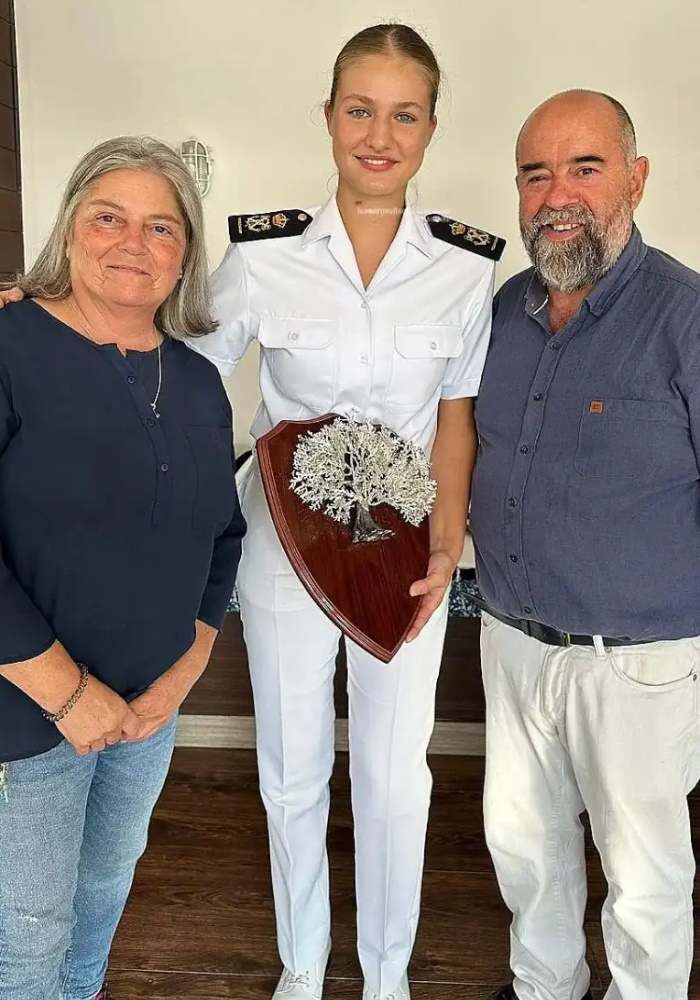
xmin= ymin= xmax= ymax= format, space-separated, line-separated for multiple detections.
xmin=15 ymin=0 xmax=700 ymax=450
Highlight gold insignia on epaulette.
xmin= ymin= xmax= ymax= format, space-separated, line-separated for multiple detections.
xmin=246 ymin=214 xmax=271 ymax=233
xmin=465 ymin=227 xmax=491 ymax=247
xmin=229 ymin=208 xmax=314 ymax=244
xmin=426 ymin=212 xmax=505 ymax=260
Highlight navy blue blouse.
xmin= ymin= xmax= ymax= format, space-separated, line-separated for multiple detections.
xmin=0 ymin=300 xmax=245 ymax=761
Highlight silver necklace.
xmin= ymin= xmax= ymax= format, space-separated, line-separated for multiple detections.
xmin=70 ymin=299 xmax=163 ymax=417
xmin=151 ymin=337 xmax=162 ymax=418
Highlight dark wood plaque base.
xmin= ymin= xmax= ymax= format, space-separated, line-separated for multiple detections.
xmin=257 ymin=415 xmax=430 ymax=663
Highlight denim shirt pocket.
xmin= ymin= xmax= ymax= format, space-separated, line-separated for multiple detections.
xmin=574 ymin=397 xmax=675 ymax=480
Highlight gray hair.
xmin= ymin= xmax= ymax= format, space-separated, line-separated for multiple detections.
xmin=17 ymin=135 xmax=217 ymax=338
xmin=597 ymin=91 xmax=637 ymax=164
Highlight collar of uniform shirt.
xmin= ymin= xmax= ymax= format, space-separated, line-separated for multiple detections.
xmin=301 ymin=195 xmax=433 ymax=258
xmin=524 ymin=224 xmax=648 ymax=321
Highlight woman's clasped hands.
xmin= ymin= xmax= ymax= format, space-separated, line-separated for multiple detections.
xmin=58 ymin=620 xmax=217 ymax=753
xmin=56 ymin=675 xmax=140 ymax=755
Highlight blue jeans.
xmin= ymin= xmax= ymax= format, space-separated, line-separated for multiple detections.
xmin=0 ymin=716 xmax=177 ymax=1000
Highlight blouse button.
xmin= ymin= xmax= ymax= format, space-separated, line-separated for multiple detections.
xmin=289 ymin=332 xmax=299 ymax=342
xmin=126 ymin=375 xmax=136 ymax=384
xmin=430 ymin=340 xmax=438 ymax=350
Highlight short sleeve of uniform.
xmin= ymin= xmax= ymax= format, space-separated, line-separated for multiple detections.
xmin=441 ymin=262 xmax=495 ymax=400
xmin=187 ymin=242 xmax=255 ymax=376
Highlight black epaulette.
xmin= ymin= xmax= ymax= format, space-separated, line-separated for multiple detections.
xmin=228 ymin=209 xmax=312 ymax=243
xmin=427 ymin=214 xmax=506 ymax=261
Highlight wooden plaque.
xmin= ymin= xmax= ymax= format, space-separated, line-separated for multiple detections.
xmin=257 ymin=415 xmax=430 ymax=663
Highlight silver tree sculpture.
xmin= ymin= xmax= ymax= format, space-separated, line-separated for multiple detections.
xmin=290 ymin=417 xmax=437 ymax=543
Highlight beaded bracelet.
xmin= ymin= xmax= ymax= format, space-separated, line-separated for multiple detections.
xmin=42 ymin=663 xmax=89 ymax=724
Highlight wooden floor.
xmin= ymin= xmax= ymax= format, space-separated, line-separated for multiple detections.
xmin=109 ymin=749 xmax=699 ymax=999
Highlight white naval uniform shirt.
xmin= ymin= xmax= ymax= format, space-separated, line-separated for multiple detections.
xmin=190 ymin=196 xmax=496 ymax=456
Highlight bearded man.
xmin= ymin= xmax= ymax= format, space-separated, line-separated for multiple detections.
xmin=470 ymin=90 xmax=700 ymax=1000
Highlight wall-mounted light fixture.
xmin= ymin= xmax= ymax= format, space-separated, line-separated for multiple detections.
xmin=178 ymin=138 xmax=213 ymax=197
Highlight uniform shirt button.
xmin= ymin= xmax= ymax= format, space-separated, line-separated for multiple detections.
xmin=550 ymin=341 xmax=561 ymax=351
xmin=523 ymin=605 xmax=532 ymax=615
xmin=533 ymin=392 xmax=543 ymax=401
xmin=519 ymin=444 xmax=529 ymax=454
xmin=359 ymin=353 xmax=368 ymax=364
xmin=127 ymin=375 xmax=136 ymax=384
xmin=507 ymin=497 xmax=518 ymax=507
xmin=361 ymin=301 xmax=369 ymax=310
xmin=146 ymin=417 xmax=156 ymax=428
xmin=289 ymin=332 xmax=299 ymax=342
xmin=160 ymin=463 xmax=169 ymax=473
xmin=430 ymin=341 xmax=438 ymax=350
xmin=509 ymin=553 xmax=519 ymax=563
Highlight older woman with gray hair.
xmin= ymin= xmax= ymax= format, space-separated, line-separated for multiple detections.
xmin=0 ymin=136 xmax=245 ymax=1000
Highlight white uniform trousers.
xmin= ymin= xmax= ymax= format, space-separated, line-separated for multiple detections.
xmin=480 ymin=612 xmax=700 ymax=1000
xmin=237 ymin=461 xmax=447 ymax=996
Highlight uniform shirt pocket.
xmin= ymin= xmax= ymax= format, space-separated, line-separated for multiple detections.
xmin=387 ymin=324 xmax=462 ymax=409
xmin=258 ymin=316 xmax=337 ymax=410
xmin=183 ymin=425 xmax=236 ymax=534
xmin=574 ymin=398 xmax=678 ymax=481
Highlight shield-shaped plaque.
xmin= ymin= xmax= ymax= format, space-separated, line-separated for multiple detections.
xmin=257 ymin=415 xmax=430 ymax=663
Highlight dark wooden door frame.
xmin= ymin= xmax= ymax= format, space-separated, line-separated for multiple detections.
xmin=0 ymin=0 xmax=22 ymax=281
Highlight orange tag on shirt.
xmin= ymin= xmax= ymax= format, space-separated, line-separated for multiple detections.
xmin=589 ymin=400 xmax=605 ymax=414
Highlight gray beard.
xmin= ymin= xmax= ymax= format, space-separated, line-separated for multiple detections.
xmin=521 ymin=204 xmax=633 ymax=294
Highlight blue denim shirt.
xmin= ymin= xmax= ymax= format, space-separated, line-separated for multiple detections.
xmin=471 ymin=228 xmax=700 ymax=640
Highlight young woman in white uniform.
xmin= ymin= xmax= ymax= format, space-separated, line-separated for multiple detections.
xmin=192 ymin=24 xmax=503 ymax=1000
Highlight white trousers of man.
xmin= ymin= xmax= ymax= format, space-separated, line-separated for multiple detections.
xmin=480 ymin=612 xmax=700 ymax=1000
xmin=237 ymin=461 xmax=447 ymax=996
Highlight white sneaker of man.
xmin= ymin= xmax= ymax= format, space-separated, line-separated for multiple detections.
xmin=272 ymin=942 xmax=331 ymax=1000
xmin=362 ymin=973 xmax=411 ymax=1000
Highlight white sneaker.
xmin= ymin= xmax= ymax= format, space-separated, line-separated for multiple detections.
xmin=362 ymin=973 xmax=411 ymax=1000
xmin=272 ymin=941 xmax=331 ymax=999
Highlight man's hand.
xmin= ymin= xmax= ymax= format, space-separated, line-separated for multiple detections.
xmin=123 ymin=621 xmax=218 ymax=742
xmin=0 ymin=286 xmax=24 ymax=307
xmin=406 ymin=549 xmax=456 ymax=642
